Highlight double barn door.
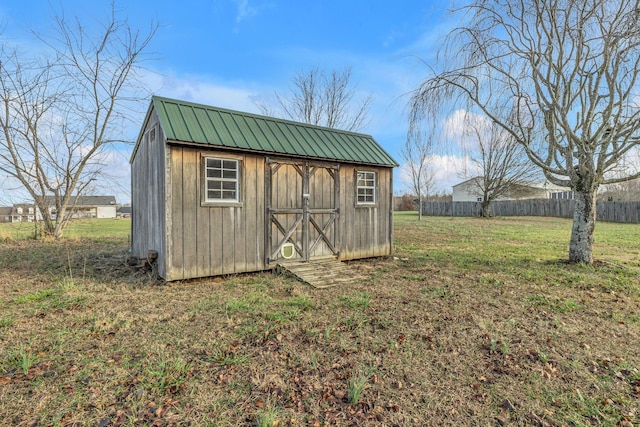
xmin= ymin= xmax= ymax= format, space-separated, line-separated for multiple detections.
xmin=266 ymin=158 xmax=340 ymax=263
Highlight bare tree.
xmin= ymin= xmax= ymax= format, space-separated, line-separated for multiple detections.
xmin=401 ymin=133 xmax=435 ymax=220
xmin=409 ymin=0 xmax=640 ymax=264
xmin=0 ymin=4 xmax=156 ymax=238
xmin=599 ymin=178 xmax=640 ymax=201
xmin=456 ymin=112 xmax=538 ymax=217
xmin=258 ymin=66 xmax=372 ymax=132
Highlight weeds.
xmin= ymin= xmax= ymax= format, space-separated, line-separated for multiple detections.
xmin=347 ymin=366 xmax=373 ymax=405
xmin=343 ymin=313 xmax=370 ymax=331
xmin=487 ymin=337 xmax=509 ymax=355
xmin=10 ymin=344 xmax=38 ymax=375
xmin=340 ymin=292 xmax=371 ymax=310
xmin=205 ymin=350 xmax=249 ymax=366
xmin=226 ymin=292 xmax=272 ymax=314
xmin=0 ymin=316 xmax=15 ymax=328
xmin=14 ymin=288 xmax=57 ymax=304
xmin=143 ymin=357 xmax=192 ymax=396
xmin=255 ymin=404 xmax=282 ymax=427
xmin=525 ymin=294 xmax=581 ymax=313
xmin=285 ymin=295 xmax=312 ymax=310
xmin=421 ymin=286 xmax=455 ymax=300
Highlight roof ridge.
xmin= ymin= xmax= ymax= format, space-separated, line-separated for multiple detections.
xmin=151 ymin=95 xmax=376 ymax=139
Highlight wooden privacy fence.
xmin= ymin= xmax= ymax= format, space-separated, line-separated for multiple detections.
xmin=421 ymin=199 xmax=640 ymax=224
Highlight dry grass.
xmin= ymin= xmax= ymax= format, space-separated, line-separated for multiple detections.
xmin=0 ymin=214 xmax=639 ymax=426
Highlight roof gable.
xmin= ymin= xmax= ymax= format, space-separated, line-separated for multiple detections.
xmin=148 ymin=96 xmax=398 ymax=167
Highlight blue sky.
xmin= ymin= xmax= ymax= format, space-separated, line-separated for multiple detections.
xmin=0 ymin=0 xmax=466 ymax=204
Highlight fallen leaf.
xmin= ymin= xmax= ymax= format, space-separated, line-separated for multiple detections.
xmin=501 ymin=399 xmax=516 ymax=412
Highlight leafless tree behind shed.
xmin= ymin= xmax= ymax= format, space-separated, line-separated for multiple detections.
xmin=409 ymin=0 xmax=640 ymax=264
xmin=0 ymin=3 xmax=156 ymax=238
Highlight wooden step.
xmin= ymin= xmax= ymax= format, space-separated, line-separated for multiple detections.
xmin=275 ymin=258 xmax=366 ymax=289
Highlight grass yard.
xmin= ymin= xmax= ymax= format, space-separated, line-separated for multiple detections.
xmin=0 ymin=214 xmax=639 ymax=426
xmin=0 ymin=218 xmax=131 ymax=242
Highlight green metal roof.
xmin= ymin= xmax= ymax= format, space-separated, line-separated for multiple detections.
xmin=150 ymin=96 xmax=398 ymax=167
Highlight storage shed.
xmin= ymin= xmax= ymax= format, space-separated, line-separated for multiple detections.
xmin=130 ymin=96 xmax=397 ymax=281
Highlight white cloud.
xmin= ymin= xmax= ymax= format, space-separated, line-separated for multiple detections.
xmin=234 ymin=0 xmax=258 ymax=23
xmin=398 ymin=153 xmax=477 ymax=195
xmin=143 ymin=70 xmax=263 ymax=114
xmin=441 ymin=109 xmax=490 ymax=148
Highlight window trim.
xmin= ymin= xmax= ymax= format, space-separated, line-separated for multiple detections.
xmin=356 ymin=170 xmax=377 ymax=206
xmin=201 ymin=154 xmax=243 ymax=207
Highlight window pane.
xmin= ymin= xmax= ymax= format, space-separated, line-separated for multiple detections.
xmin=222 ymin=181 xmax=236 ymax=190
xmin=208 ymin=181 xmax=222 ymax=190
xmin=205 ymin=157 xmax=240 ymax=202
xmin=356 ymin=171 xmax=376 ymax=204
xmin=208 ymin=158 xmax=222 ymax=169
xmin=223 ymin=159 xmax=237 ymax=169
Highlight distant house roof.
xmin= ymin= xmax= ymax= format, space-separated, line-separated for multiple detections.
xmin=0 ymin=206 xmax=12 ymax=216
xmin=43 ymin=196 xmax=116 ymax=206
xmin=453 ymin=177 xmax=567 ymax=191
xmin=117 ymin=206 xmax=132 ymax=214
xmin=138 ymin=96 xmax=398 ymax=167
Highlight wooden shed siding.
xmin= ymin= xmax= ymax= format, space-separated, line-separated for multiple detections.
xmin=338 ymin=166 xmax=392 ymax=260
xmin=168 ymin=145 xmax=184 ymax=280
xmin=131 ymin=111 xmax=167 ymax=278
xmin=165 ymin=146 xmax=266 ymax=280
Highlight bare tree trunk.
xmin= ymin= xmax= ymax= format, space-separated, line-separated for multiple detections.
xmin=479 ymin=199 xmax=492 ymax=218
xmin=418 ymin=194 xmax=423 ymax=220
xmin=569 ymin=189 xmax=597 ymax=264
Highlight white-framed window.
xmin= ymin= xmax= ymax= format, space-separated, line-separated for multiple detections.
xmin=204 ymin=157 xmax=240 ymax=202
xmin=356 ymin=171 xmax=376 ymax=204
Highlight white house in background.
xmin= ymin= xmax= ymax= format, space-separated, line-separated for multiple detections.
xmin=42 ymin=196 xmax=117 ymax=219
xmin=452 ymin=177 xmax=572 ymax=202
xmin=0 ymin=204 xmax=43 ymax=223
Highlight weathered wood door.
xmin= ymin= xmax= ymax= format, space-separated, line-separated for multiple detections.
xmin=266 ymin=158 xmax=340 ymax=263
